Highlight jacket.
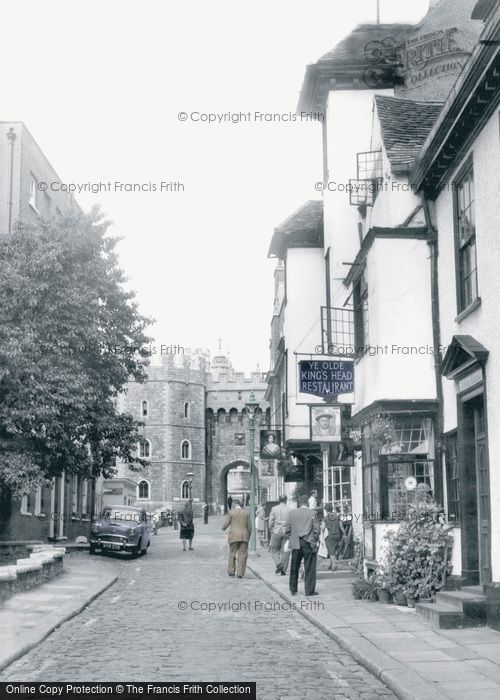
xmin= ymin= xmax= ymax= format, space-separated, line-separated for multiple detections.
xmin=268 ymin=503 xmax=291 ymax=535
xmin=286 ymin=505 xmax=320 ymax=550
xmin=222 ymin=506 xmax=252 ymax=543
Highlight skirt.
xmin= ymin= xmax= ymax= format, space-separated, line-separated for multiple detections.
xmin=180 ymin=525 xmax=194 ymax=539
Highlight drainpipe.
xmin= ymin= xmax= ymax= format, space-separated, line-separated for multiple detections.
xmin=6 ymin=128 xmax=17 ymax=234
xmin=421 ymin=194 xmax=445 ymax=510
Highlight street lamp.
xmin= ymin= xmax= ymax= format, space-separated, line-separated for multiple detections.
xmin=186 ymin=472 xmax=194 ymax=500
xmin=245 ymin=391 xmax=259 ymax=553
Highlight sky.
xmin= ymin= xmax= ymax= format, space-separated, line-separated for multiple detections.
xmin=2 ymin=0 xmax=429 ymax=373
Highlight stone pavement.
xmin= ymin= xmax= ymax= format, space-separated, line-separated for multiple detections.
xmin=0 ymin=553 xmax=122 ymax=672
xmin=0 ymin=518 xmax=397 ymax=700
xmin=248 ymin=546 xmax=500 ymax=700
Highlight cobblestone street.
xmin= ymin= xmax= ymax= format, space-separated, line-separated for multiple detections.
xmin=1 ymin=519 xmax=395 ymax=699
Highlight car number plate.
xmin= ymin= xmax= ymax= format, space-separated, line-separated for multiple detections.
xmin=103 ymin=543 xmax=121 ymax=550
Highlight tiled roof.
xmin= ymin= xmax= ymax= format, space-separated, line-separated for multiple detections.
xmin=318 ymin=23 xmax=411 ymax=65
xmin=375 ymin=95 xmax=444 ymax=170
xmin=268 ymin=201 xmax=323 ymax=258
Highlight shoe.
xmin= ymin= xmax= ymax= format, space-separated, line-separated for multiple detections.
xmin=237 ymin=575 xmax=243 ymax=579
xmin=306 ymin=592 xmax=319 ymax=597
xmin=280 ymin=570 xmax=286 ymax=576
xmin=189 ymin=547 xmax=194 ymax=550
xmin=275 ymin=566 xmax=282 ymax=574
xmin=228 ymin=573 xmax=235 ymax=577
xmin=290 ymin=591 xmax=297 ymax=596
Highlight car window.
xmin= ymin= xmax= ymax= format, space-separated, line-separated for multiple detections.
xmin=102 ymin=508 xmax=141 ymax=523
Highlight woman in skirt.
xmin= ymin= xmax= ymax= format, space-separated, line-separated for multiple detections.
xmin=178 ymin=500 xmax=195 ymax=551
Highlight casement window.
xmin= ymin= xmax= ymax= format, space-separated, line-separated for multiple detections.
xmin=138 ymin=439 xmax=151 ymax=459
xmin=353 ymin=274 xmax=369 ymax=353
xmin=455 ymin=161 xmax=478 ymax=312
xmin=137 ymin=479 xmax=150 ymax=500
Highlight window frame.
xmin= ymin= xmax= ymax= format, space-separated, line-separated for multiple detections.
xmin=181 ymin=480 xmax=190 ymax=500
xmin=181 ymin=440 xmax=191 ymax=460
xmin=141 ymin=400 xmax=149 ymax=418
xmin=454 ymin=157 xmax=478 ymax=314
xmin=138 ymin=438 xmax=151 ymax=459
xmin=184 ymin=402 xmax=190 ymax=420
xmin=137 ymin=479 xmax=150 ymax=500
xmin=29 ymin=173 xmax=39 ymax=211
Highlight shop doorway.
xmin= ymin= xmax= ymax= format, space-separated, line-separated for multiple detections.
xmin=460 ymin=393 xmax=491 ymax=585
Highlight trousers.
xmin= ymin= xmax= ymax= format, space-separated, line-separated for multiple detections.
xmin=269 ymin=530 xmax=290 ymax=572
xmin=227 ymin=541 xmax=248 ymax=576
xmin=289 ymin=537 xmax=317 ymax=595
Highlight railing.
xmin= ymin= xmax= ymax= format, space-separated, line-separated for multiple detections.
xmin=320 ymin=306 xmax=355 ymax=356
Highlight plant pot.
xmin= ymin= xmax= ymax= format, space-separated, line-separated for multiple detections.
xmin=377 ymin=589 xmax=392 ymax=604
xmin=393 ymin=591 xmax=407 ymax=606
xmin=405 ymin=595 xmax=417 ymax=608
xmin=368 ymin=591 xmax=378 ymax=602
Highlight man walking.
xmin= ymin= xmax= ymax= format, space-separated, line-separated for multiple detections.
xmin=222 ymin=498 xmax=252 ymax=578
xmin=268 ymin=494 xmax=291 ymax=575
xmin=286 ymin=495 xmax=320 ymax=596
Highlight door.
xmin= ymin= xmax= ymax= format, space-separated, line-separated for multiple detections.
xmin=475 ymin=402 xmax=492 ymax=584
xmin=459 ymin=394 xmax=491 ymax=585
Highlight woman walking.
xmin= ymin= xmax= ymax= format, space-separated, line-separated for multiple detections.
xmin=178 ymin=500 xmax=195 ymax=551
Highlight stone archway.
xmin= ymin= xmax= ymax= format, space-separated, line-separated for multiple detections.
xmin=218 ymin=460 xmax=250 ymax=514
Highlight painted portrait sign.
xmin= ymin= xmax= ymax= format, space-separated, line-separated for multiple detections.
xmin=260 ymin=430 xmax=282 ymax=460
xmin=310 ymin=405 xmax=342 ymax=443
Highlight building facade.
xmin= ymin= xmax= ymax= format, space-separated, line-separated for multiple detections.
xmin=266 ymin=0 xmax=499 ymax=597
xmin=0 ymin=122 xmax=79 ymax=235
xmin=0 ymin=122 xmax=85 ymax=544
xmin=116 ymin=350 xmax=269 ymax=516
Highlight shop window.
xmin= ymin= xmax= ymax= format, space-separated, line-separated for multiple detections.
xmin=445 ymin=432 xmax=460 ymax=522
xmin=362 ymin=415 xmax=435 ymax=520
xmin=138 ymin=479 xmax=150 ymax=500
xmin=328 ymin=465 xmax=352 ymax=514
xmin=454 ymin=161 xmax=478 ymax=312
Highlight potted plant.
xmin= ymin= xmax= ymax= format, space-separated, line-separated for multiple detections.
xmin=351 ymin=575 xmax=378 ymax=601
xmin=383 ymin=502 xmax=454 ymax=606
xmin=372 ymin=565 xmax=392 ymax=604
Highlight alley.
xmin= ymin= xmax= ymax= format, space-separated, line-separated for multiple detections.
xmin=1 ymin=519 xmax=395 ymax=700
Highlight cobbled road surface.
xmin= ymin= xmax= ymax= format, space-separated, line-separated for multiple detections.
xmin=1 ymin=518 xmax=395 ymax=700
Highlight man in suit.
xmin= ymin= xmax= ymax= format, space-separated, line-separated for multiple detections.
xmin=222 ymin=498 xmax=252 ymax=578
xmin=268 ymin=494 xmax=292 ymax=575
xmin=286 ymin=494 xmax=321 ymax=596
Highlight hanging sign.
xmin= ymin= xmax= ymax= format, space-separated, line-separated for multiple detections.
xmin=299 ymin=360 xmax=354 ymax=397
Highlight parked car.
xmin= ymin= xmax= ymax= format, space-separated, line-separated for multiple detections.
xmin=90 ymin=505 xmax=150 ymax=557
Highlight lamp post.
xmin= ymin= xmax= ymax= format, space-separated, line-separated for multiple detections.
xmin=245 ymin=391 xmax=259 ymax=553
xmin=186 ymin=472 xmax=194 ymax=500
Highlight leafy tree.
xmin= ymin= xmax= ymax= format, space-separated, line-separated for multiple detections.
xmin=0 ymin=207 xmax=152 ymax=498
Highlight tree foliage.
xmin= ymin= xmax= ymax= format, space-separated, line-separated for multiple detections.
xmin=0 ymin=208 xmax=152 ymax=497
